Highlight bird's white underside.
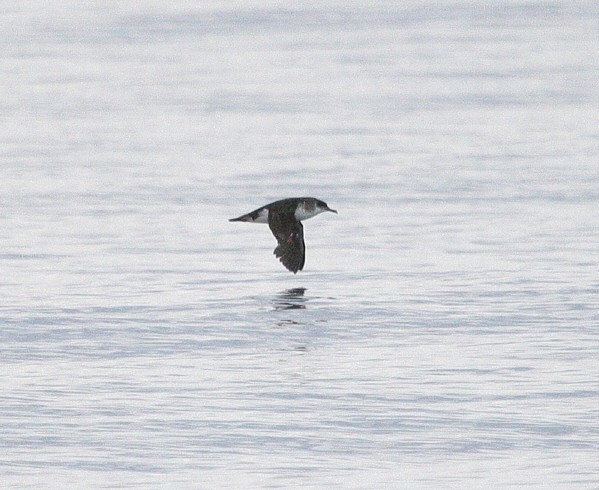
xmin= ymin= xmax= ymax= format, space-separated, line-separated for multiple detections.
xmin=252 ymin=209 xmax=269 ymax=223
xmin=251 ymin=205 xmax=324 ymax=223
xmin=294 ymin=205 xmax=323 ymax=221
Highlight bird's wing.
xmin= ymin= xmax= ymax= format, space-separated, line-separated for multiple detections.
xmin=268 ymin=211 xmax=305 ymax=273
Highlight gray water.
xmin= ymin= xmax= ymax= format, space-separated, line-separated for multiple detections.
xmin=2 ymin=1 xmax=598 ymax=488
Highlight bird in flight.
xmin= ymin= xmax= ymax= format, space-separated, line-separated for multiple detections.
xmin=229 ymin=197 xmax=337 ymax=273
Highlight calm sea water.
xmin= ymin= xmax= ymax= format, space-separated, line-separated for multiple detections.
xmin=2 ymin=1 xmax=598 ymax=488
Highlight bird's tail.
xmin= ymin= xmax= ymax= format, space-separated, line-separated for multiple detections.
xmin=229 ymin=214 xmax=252 ymax=222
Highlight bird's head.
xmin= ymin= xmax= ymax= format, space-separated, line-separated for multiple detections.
xmin=315 ymin=199 xmax=337 ymax=215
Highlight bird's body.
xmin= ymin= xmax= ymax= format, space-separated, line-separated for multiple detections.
xmin=229 ymin=197 xmax=337 ymax=273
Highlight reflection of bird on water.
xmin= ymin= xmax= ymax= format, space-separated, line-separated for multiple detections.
xmin=273 ymin=288 xmax=307 ymax=310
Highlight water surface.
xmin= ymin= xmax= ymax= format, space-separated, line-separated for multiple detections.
xmin=1 ymin=1 xmax=598 ymax=488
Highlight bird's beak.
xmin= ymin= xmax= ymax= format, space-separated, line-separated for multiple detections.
xmin=327 ymin=207 xmax=338 ymax=214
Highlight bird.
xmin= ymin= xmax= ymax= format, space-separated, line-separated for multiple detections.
xmin=229 ymin=197 xmax=337 ymax=273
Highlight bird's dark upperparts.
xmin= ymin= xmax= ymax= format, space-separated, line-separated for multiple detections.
xmin=229 ymin=197 xmax=337 ymax=273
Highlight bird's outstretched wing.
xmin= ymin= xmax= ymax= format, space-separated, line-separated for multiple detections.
xmin=268 ymin=210 xmax=305 ymax=273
